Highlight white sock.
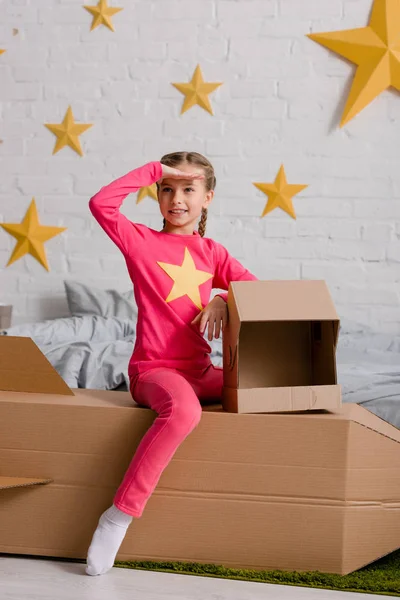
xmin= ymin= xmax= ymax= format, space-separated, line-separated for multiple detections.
xmin=86 ymin=504 xmax=133 ymax=576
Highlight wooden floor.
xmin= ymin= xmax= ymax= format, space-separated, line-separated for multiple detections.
xmin=0 ymin=556 xmax=391 ymax=600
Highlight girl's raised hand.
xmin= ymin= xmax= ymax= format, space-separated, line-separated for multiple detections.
xmin=160 ymin=163 xmax=205 ymax=181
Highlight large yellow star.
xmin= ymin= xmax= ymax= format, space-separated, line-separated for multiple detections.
xmin=0 ymin=199 xmax=66 ymax=271
xmin=157 ymin=247 xmax=213 ymax=310
xmin=136 ymin=184 xmax=158 ymax=204
xmin=0 ymin=50 xmax=6 ymax=55
xmin=44 ymin=106 xmax=92 ymax=156
xmin=308 ymin=0 xmax=400 ymax=126
xmin=84 ymin=0 xmax=123 ymax=32
xmin=253 ymin=166 xmax=308 ymax=220
xmin=172 ymin=65 xmax=223 ymax=115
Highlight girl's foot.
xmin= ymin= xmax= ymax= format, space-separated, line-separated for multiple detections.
xmin=86 ymin=505 xmax=133 ymax=576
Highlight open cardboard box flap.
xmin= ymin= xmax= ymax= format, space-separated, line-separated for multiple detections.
xmin=231 ymin=279 xmax=340 ymax=343
xmin=0 ymin=336 xmax=74 ymax=396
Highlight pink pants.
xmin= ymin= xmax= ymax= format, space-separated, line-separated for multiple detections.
xmin=113 ymin=364 xmax=223 ymax=517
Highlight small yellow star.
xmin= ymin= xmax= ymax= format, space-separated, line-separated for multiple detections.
xmin=157 ymin=247 xmax=213 ymax=310
xmin=44 ymin=106 xmax=92 ymax=156
xmin=84 ymin=0 xmax=123 ymax=32
xmin=1 ymin=199 xmax=66 ymax=271
xmin=172 ymin=64 xmax=223 ymax=115
xmin=136 ymin=184 xmax=158 ymax=204
xmin=0 ymin=49 xmax=6 ymax=55
xmin=253 ymin=166 xmax=308 ymax=220
xmin=308 ymin=0 xmax=400 ymax=126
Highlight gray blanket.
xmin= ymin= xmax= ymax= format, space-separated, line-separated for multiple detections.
xmin=3 ymin=316 xmax=400 ymax=429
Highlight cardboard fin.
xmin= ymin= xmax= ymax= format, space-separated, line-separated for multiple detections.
xmin=0 ymin=476 xmax=53 ymax=490
xmin=0 ymin=336 xmax=74 ymax=396
xmin=346 ymin=404 xmax=400 ymax=444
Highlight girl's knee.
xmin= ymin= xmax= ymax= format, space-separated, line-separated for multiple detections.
xmin=170 ymin=400 xmax=202 ymax=435
xmin=138 ymin=370 xmax=202 ymax=434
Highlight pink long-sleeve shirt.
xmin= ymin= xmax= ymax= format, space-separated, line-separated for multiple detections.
xmin=89 ymin=161 xmax=257 ymax=379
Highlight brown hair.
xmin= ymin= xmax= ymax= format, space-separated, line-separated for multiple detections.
xmin=159 ymin=151 xmax=216 ymax=238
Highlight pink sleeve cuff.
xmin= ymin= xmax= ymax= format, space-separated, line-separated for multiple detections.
xmin=215 ymin=292 xmax=228 ymax=303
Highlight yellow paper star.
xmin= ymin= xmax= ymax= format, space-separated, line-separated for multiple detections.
xmin=44 ymin=106 xmax=92 ymax=156
xmin=0 ymin=50 xmax=6 ymax=55
xmin=172 ymin=65 xmax=223 ymax=115
xmin=253 ymin=166 xmax=308 ymax=220
xmin=308 ymin=0 xmax=400 ymax=126
xmin=0 ymin=199 xmax=66 ymax=271
xmin=84 ymin=0 xmax=123 ymax=32
xmin=136 ymin=184 xmax=158 ymax=204
xmin=157 ymin=247 xmax=213 ymax=310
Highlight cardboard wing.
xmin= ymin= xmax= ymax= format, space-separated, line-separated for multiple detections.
xmin=0 ymin=336 xmax=70 ymax=491
xmin=0 ymin=336 xmax=74 ymax=396
xmin=223 ymin=280 xmax=341 ymax=413
xmin=0 ymin=477 xmax=53 ymax=490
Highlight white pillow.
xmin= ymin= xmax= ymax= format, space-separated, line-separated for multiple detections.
xmin=64 ymin=280 xmax=137 ymax=319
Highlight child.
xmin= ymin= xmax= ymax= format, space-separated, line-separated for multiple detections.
xmin=86 ymin=151 xmax=257 ymax=576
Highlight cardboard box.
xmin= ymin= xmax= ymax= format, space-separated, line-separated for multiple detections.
xmin=223 ymin=280 xmax=341 ymax=413
xmin=0 ymin=336 xmax=399 ymax=575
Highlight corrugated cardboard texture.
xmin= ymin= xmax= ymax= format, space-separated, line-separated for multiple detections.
xmin=223 ymin=385 xmax=341 ymax=413
xmin=0 ymin=337 xmax=74 ymax=396
xmin=0 ymin=477 xmax=52 ymax=490
xmin=223 ymin=281 xmax=341 ymax=414
xmin=0 ymin=390 xmax=398 ymax=575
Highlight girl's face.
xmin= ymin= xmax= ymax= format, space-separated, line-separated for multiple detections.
xmin=158 ymin=163 xmax=214 ymax=234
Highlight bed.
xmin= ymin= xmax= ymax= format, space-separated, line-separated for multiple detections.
xmin=2 ymin=280 xmax=400 ymax=429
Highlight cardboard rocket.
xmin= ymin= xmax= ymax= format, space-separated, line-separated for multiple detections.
xmin=0 ymin=281 xmax=399 ymax=575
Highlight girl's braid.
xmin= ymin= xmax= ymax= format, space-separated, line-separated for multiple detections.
xmin=197 ymin=208 xmax=208 ymax=238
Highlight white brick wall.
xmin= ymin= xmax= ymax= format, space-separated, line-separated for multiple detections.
xmin=1 ymin=0 xmax=399 ymax=333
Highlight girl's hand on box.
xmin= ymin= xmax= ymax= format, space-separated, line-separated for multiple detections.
xmin=191 ymin=296 xmax=228 ymax=341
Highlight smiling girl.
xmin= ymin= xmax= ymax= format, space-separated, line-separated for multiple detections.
xmin=86 ymin=151 xmax=257 ymax=575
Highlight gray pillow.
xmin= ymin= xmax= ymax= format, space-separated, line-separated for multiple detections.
xmin=64 ymin=280 xmax=137 ymax=319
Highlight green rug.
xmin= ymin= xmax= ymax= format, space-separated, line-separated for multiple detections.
xmin=116 ymin=549 xmax=400 ymax=596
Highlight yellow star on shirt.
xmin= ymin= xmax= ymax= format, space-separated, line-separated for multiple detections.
xmin=308 ymin=0 xmax=400 ymax=126
xmin=157 ymin=247 xmax=213 ymax=310
xmin=253 ymin=166 xmax=308 ymax=220
xmin=84 ymin=0 xmax=123 ymax=32
xmin=136 ymin=184 xmax=158 ymax=204
xmin=44 ymin=106 xmax=92 ymax=156
xmin=0 ymin=199 xmax=66 ymax=271
xmin=172 ymin=64 xmax=223 ymax=115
